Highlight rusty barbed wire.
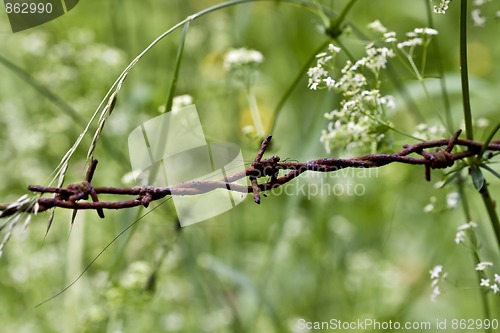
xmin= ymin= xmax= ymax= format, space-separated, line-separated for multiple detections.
xmin=0 ymin=129 xmax=499 ymax=219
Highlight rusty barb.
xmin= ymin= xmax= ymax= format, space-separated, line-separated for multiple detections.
xmin=0 ymin=129 xmax=499 ymax=218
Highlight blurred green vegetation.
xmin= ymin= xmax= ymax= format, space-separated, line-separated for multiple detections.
xmin=0 ymin=0 xmax=499 ymax=332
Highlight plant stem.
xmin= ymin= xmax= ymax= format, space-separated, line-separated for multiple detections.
xmin=458 ymin=0 xmax=500 ymax=320
xmin=246 ymin=87 xmax=265 ymax=138
xmin=329 ymin=0 xmax=358 ymax=35
xmin=480 ymin=186 xmax=500 ymax=252
xmin=457 ymin=175 xmax=491 ymax=327
xmin=400 ymin=53 xmax=448 ymax=128
xmin=164 ymin=21 xmax=190 ymax=113
xmin=459 ymin=0 xmax=500 ymax=269
xmin=460 ymin=0 xmax=473 ymax=140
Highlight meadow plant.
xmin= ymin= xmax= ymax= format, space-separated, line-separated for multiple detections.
xmin=224 ymin=47 xmax=265 ymax=138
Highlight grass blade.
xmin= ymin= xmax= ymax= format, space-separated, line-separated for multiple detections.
xmin=164 ymin=21 xmax=190 ymax=113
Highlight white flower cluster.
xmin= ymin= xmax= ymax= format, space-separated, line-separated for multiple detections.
xmin=224 ymin=47 xmax=266 ymax=138
xmin=307 ymin=43 xmax=341 ymax=91
xmin=423 ymin=196 xmax=437 ymax=213
xmin=471 ymin=9 xmax=487 ymax=27
xmin=368 ymin=21 xmax=438 ymax=56
xmin=223 ymin=48 xmax=264 ymax=71
xmin=430 ymin=265 xmax=448 ymax=301
xmin=446 ymin=192 xmax=460 ymax=208
xmin=453 ymin=225 xmax=500 ymax=294
xmin=433 ymin=0 xmax=451 ymax=14
xmin=368 ymin=22 xmax=439 ymax=82
xmin=309 ymin=21 xmax=442 ymax=154
xmin=423 ymin=192 xmax=460 ymax=213
xmin=396 ymin=28 xmax=438 ymax=50
xmin=470 ymin=0 xmax=500 ymax=26
xmin=476 ymin=261 xmax=500 ymax=294
xmin=454 ymin=221 xmax=477 ymax=244
xmin=307 ymin=41 xmax=396 ymax=154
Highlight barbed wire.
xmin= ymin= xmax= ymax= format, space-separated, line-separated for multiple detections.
xmin=0 ymin=129 xmax=499 ymax=219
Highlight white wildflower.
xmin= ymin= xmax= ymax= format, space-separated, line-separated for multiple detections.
xmin=398 ymin=38 xmax=423 ymax=49
xmin=491 ymin=284 xmax=500 ymax=294
xmin=323 ymin=77 xmax=336 ymax=88
xmin=471 ymin=9 xmax=487 ymax=26
xmin=368 ymin=21 xmax=398 ymax=44
xmin=379 ymin=95 xmax=396 ymax=109
xmin=307 ymin=65 xmax=329 ymax=90
xmin=495 ymin=273 xmax=500 ymax=284
xmin=434 ymin=0 xmax=451 ymax=14
xmin=431 ymin=286 xmax=441 ymax=302
xmin=317 ymin=55 xmax=333 ymax=65
xmin=455 ymin=221 xmax=477 ymax=244
xmin=414 ymin=28 xmax=439 ymax=36
xmin=223 ymin=48 xmax=263 ymax=71
xmin=446 ymin=192 xmax=460 ymax=209
xmin=480 ymin=278 xmax=490 ymax=287
xmin=430 ymin=265 xmax=447 ymax=302
xmin=363 ymin=45 xmax=395 ymax=71
xmin=424 ymin=203 xmax=434 ymax=213
xmin=455 ymin=231 xmax=466 ymax=244
xmin=476 ymin=118 xmax=489 ymax=128
xmin=430 ymin=265 xmax=443 ymax=279
xmin=367 ymin=20 xmax=388 ymax=34
xmin=424 ymin=196 xmax=437 ymax=213
xmin=384 ymin=32 xmax=397 ymax=43
xmin=457 ymin=221 xmax=477 ymax=231
xmin=328 ymin=43 xmax=341 ymax=53
xmin=426 ymin=28 xmax=439 ymax=35
xmin=476 ymin=262 xmax=493 ymax=271
xmin=399 ymin=28 xmax=438 ymax=50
